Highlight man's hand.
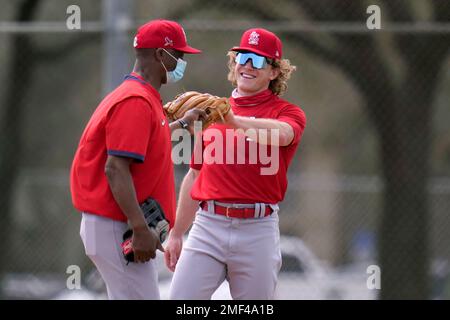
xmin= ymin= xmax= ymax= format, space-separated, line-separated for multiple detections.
xmin=132 ymin=225 xmax=164 ymax=263
xmin=223 ymin=108 xmax=237 ymax=127
xmin=164 ymin=231 xmax=183 ymax=272
xmin=180 ymin=108 xmax=209 ymax=133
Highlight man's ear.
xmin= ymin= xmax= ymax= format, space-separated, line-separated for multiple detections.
xmin=270 ymin=67 xmax=281 ymax=81
xmin=155 ymin=48 xmax=164 ymax=62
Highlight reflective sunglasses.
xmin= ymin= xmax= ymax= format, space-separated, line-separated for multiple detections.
xmin=235 ymin=52 xmax=270 ymax=69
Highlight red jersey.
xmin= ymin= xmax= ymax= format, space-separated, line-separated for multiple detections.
xmin=70 ymin=73 xmax=176 ymax=227
xmin=190 ymin=89 xmax=306 ymax=204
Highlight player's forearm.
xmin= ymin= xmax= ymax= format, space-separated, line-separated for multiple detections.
xmin=230 ymin=116 xmax=294 ymax=146
xmin=105 ymin=157 xmax=147 ymax=230
xmin=170 ymin=169 xmax=199 ymax=238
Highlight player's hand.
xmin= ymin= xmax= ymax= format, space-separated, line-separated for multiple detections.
xmin=223 ymin=108 xmax=237 ymax=127
xmin=132 ymin=225 xmax=164 ymax=263
xmin=180 ymin=108 xmax=209 ymax=133
xmin=164 ymin=231 xmax=183 ymax=272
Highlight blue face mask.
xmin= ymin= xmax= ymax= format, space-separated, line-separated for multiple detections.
xmin=161 ymin=49 xmax=187 ymax=83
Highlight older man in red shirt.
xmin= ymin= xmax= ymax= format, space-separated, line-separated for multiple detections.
xmin=70 ymin=19 xmax=204 ymax=299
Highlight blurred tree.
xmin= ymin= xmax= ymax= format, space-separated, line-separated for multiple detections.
xmin=291 ymin=0 xmax=450 ymax=300
xmin=169 ymin=0 xmax=450 ymax=299
xmin=0 ymin=0 xmax=41 ymax=297
xmin=0 ymin=0 xmax=98 ymax=296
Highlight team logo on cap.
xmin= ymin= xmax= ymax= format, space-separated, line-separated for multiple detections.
xmin=133 ymin=36 xmax=138 ymax=47
xmin=248 ymin=31 xmax=260 ymax=45
xmin=164 ymin=36 xmax=173 ymax=47
xmin=275 ymin=50 xmax=280 ymax=57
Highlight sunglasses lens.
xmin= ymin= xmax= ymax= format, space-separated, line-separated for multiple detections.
xmin=235 ymin=53 xmax=267 ymax=69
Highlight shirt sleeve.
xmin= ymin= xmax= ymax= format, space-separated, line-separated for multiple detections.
xmin=277 ymin=104 xmax=307 ymax=145
xmin=106 ymin=97 xmax=152 ymax=163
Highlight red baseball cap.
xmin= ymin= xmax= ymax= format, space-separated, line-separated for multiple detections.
xmin=133 ymin=19 xmax=201 ymax=54
xmin=231 ymin=28 xmax=282 ymax=60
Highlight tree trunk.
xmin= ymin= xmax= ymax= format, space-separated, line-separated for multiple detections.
xmin=378 ymin=58 xmax=443 ymax=298
xmin=0 ymin=0 xmax=40 ymax=297
xmin=378 ymin=107 xmax=430 ymax=299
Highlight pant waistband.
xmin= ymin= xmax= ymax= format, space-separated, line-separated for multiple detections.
xmin=200 ymin=200 xmax=277 ymax=219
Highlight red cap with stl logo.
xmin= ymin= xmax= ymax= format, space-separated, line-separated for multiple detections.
xmin=231 ymin=28 xmax=282 ymax=60
xmin=133 ymin=19 xmax=201 ymax=54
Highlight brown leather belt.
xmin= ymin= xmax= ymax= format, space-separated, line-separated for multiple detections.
xmin=200 ymin=201 xmax=273 ymax=219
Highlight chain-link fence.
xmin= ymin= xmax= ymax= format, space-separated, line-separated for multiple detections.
xmin=0 ymin=0 xmax=449 ymax=299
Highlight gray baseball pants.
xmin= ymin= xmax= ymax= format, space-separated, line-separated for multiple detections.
xmin=169 ymin=206 xmax=282 ymax=300
xmin=80 ymin=212 xmax=160 ymax=300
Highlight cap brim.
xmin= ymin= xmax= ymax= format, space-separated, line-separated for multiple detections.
xmin=176 ymin=45 xmax=202 ymax=54
xmin=231 ymin=46 xmax=274 ymax=59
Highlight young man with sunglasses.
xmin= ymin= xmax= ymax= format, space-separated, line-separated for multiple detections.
xmin=165 ymin=28 xmax=307 ymax=299
xmin=70 ymin=19 xmax=206 ymax=299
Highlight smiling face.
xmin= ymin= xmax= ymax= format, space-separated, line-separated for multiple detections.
xmin=234 ymin=52 xmax=280 ymax=96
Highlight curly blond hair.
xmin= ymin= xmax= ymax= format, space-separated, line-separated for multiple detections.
xmin=227 ymin=51 xmax=296 ymax=96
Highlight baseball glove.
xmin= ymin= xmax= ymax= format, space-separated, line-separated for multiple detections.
xmin=121 ymin=197 xmax=169 ymax=264
xmin=163 ymin=91 xmax=231 ymax=129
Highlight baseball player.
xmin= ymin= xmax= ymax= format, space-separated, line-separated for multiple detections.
xmin=164 ymin=28 xmax=307 ymax=299
xmin=70 ymin=19 xmax=204 ymax=300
